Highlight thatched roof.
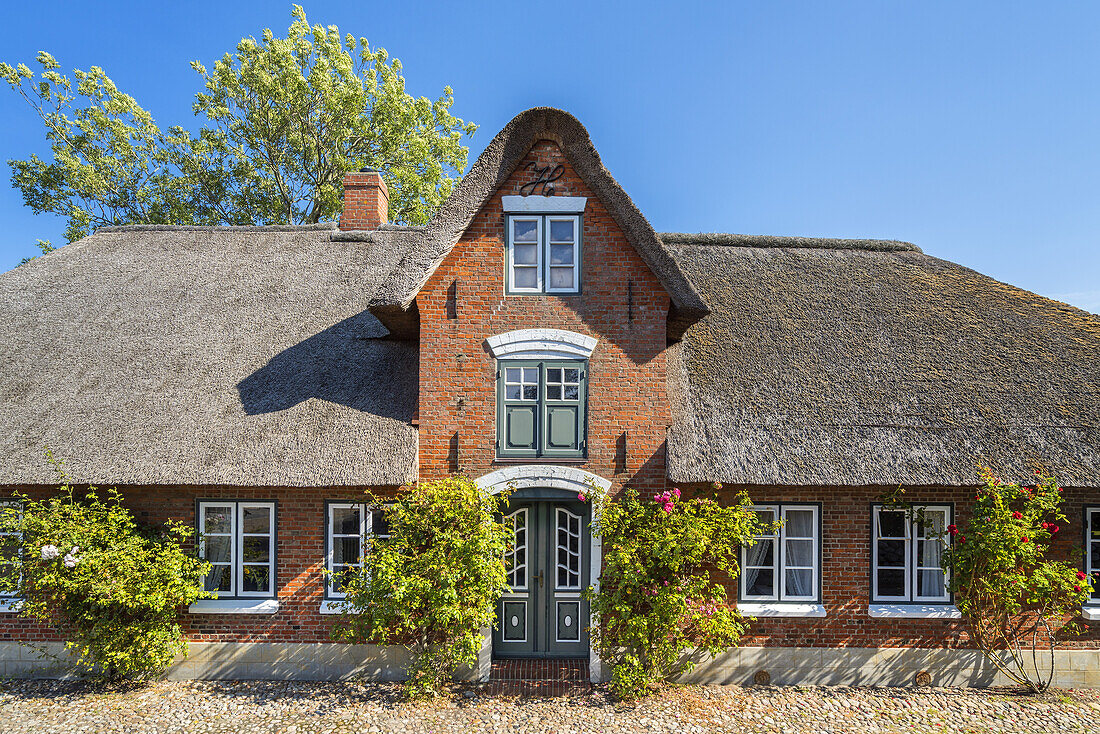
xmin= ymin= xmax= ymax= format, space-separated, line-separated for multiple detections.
xmin=665 ymin=234 xmax=1100 ymax=487
xmin=0 ymin=224 xmax=419 ymax=487
xmin=370 ymin=108 xmax=710 ymax=340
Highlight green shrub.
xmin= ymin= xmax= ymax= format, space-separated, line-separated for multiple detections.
xmin=943 ymin=467 xmax=1091 ymax=692
xmin=0 ymin=457 xmax=211 ymax=679
xmin=332 ymin=476 xmax=512 ymax=698
xmin=587 ymin=484 xmax=765 ymax=699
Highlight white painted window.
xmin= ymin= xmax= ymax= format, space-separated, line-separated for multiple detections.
xmin=872 ymin=505 xmax=951 ymax=603
xmin=741 ymin=505 xmax=820 ymax=602
xmin=325 ymin=503 xmax=389 ymax=599
xmin=506 ymin=215 xmax=580 ymax=294
xmin=1086 ymin=507 xmax=1100 ymax=605
xmin=0 ymin=501 xmax=21 ymax=599
xmin=198 ymin=501 xmax=276 ymax=598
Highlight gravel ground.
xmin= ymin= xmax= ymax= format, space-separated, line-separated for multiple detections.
xmin=0 ymin=680 xmax=1094 ymax=733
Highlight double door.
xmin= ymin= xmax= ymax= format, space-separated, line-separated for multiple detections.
xmin=493 ymin=501 xmax=589 ymax=658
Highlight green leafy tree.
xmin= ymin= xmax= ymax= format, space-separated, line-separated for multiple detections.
xmin=0 ymin=454 xmax=211 ymax=679
xmin=332 ymin=476 xmax=511 ymax=698
xmin=942 ymin=467 xmax=1090 ymax=693
xmin=1 ymin=5 xmax=476 ymax=250
xmin=587 ymin=484 xmax=765 ymax=699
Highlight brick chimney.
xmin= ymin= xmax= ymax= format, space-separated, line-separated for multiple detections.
xmin=339 ymin=169 xmax=389 ymax=230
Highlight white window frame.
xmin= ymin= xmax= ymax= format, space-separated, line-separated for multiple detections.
xmin=506 ymin=216 xmax=543 ymax=293
xmin=197 ymin=501 xmax=276 ymax=599
xmin=544 ymin=215 xmax=580 ymax=294
xmin=1086 ymin=507 xmax=1100 ymax=606
xmin=740 ymin=504 xmax=820 ymax=603
xmin=0 ymin=500 xmax=22 ymax=605
xmin=325 ymin=502 xmax=389 ymax=600
xmin=872 ymin=504 xmax=951 ymax=604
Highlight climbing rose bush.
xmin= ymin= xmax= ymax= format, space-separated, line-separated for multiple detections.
xmin=943 ymin=467 xmax=1090 ymax=692
xmin=0 ymin=457 xmax=211 ymax=679
xmin=587 ymin=484 xmax=765 ymax=699
xmin=333 ymin=476 xmax=512 ymax=699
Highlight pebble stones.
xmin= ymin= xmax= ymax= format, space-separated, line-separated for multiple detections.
xmin=0 ymin=680 xmax=1094 ymax=733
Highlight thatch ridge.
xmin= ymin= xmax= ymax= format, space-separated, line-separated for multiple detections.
xmin=659 ymin=232 xmax=921 ymax=252
xmin=370 ymin=107 xmax=710 ymax=340
xmin=666 ymin=243 xmax=1100 ymax=486
xmin=0 ymin=227 xmax=418 ymax=487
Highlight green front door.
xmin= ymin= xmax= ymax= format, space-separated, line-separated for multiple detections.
xmin=493 ymin=500 xmax=590 ymax=658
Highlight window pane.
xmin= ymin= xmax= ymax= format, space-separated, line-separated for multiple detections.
xmin=917 ymin=510 xmax=945 ymax=538
xmin=746 ymin=567 xmax=774 ymax=597
xmin=563 ymin=385 xmax=579 ymax=400
xmin=242 ymin=507 xmax=270 ymax=535
xmin=546 ymin=385 xmax=562 ymax=400
xmin=549 ymin=243 xmax=574 ymax=265
xmin=204 ymin=535 xmax=232 ymax=564
xmin=513 ymin=243 xmax=538 ymax=265
xmin=877 ymin=569 xmax=906 ymax=598
xmin=523 ymin=368 xmax=538 ymax=383
xmin=332 ymin=507 xmax=360 ymax=535
xmin=785 ymin=538 xmax=814 ymax=567
xmin=564 ymin=369 xmax=579 ymax=383
xmin=331 ymin=565 xmax=354 ymax=594
xmin=243 ymin=536 xmax=270 ymax=563
xmin=917 ymin=569 xmax=946 ymax=598
xmin=505 ymin=368 xmax=521 ymax=383
xmin=745 ymin=539 xmax=773 ymax=566
xmin=1092 ymin=573 xmax=1100 ymax=600
xmin=785 ymin=568 xmax=813 ymax=597
xmin=513 ymin=219 xmax=538 ymax=242
xmin=203 ymin=507 xmax=232 ymax=535
xmin=333 ymin=537 xmax=360 ymax=565
xmin=547 ymin=368 xmax=561 ymax=382
xmin=242 ymin=565 xmax=271 ymax=593
xmin=549 ymin=219 xmax=574 ymax=242
xmin=549 ymin=267 xmax=574 ymax=289
xmin=205 ymin=564 xmax=232 ymax=592
xmin=755 ymin=509 xmax=777 ymax=530
xmin=917 ymin=539 xmax=943 ymax=569
xmin=522 ymin=385 xmax=538 ymax=400
xmin=371 ymin=510 xmax=390 ymax=538
xmin=1091 ymin=511 xmax=1100 ymax=539
xmin=877 ymin=539 xmax=905 ymax=567
xmin=513 ymin=267 xmax=537 ymax=289
xmin=506 ymin=385 xmax=521 ymax=400
xmin=785 ymin=510 xmax=814 ymax=538
xmin=1091 ymin=544 xmax=1100 ymax=569
xmin=878 ymin=510 xmax=906 ymax=538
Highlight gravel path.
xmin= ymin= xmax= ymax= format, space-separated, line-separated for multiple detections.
xmin=0 ymin=680 xmax=1093 ymax=733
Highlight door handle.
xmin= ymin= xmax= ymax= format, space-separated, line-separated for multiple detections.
xmin=533 ymin=571 xmax=543 ymax=589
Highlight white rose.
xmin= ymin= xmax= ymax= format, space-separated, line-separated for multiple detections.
xmin=40 ymin=545 xmax=60 ymax=560
xmin=63 ymin=554 xmax=78 ymax=568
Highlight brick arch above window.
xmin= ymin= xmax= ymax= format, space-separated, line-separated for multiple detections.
xmin=474 ymin=464 xmax=612 ymax=496
xmin=485 ymin=329 xmax=597 ymax=361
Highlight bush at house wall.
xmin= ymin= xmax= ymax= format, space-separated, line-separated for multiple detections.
xmin=587 ymin=484 xmax=765 ymax=699
xmin=332 ymin=476 xmax=512 ymax=698
xmin=0 ymin=456 xmax=211 ymax=679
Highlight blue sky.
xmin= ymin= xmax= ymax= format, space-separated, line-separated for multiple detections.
xmin=1 ymin=1 xmax=1098 ymax=312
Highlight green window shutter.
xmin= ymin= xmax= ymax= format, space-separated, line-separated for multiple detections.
xmin=497 ymin=361 xmax=540 ymax=458
xmin=540 ymin=361 xmax=586 ymax=458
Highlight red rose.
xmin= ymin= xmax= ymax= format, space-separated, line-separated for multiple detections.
xmin=1012 ymin=511 xmax=1023 ymax=520
xmin=1077 ymin=570 xmax=1087 ymax=580
xmin=1022 ymin=536 xmax=1029 ymax=543
xmin=1076 ymin=585 xmax=1083 ymax=593
xmin=947 ymin=524 xmax=958 ymax=536
xmin=1052 ymin=525 xmax=1060 ymax=534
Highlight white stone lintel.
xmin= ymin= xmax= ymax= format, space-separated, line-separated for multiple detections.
xmin=1082 ymin=606 xmax=1100 ymax=621
xmin=501 ymin=195 xmax=587 ymax=213
xmin=739 ymin=602 xmax=827 ymax=618
xmin=486 ymin=328 xmax=597 ymax=361
xmin=868 ymin=604 xmax=962 ymax=619
xmin=188 ymin=599 xmax=280 ymax=615
xmin=475 ymin=464 xmax=611 ymax=496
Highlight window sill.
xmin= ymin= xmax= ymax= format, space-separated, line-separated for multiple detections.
xmin=0 ymin=598 xmax=22 ymax=613
xmin=738 ymin=602 xmax=826 ymax=618
xmin=868 ymin=604 xmax=961 ymax=619
xmin=319 ymin=600 xmax=348 ymax=615
xmin=188 ymin=599 xmax=279 ymax=615
xmin=1082 ymin=607 xmax=1100 ymax=621
xmin=493 ymin=457 xmax=588 ymax=465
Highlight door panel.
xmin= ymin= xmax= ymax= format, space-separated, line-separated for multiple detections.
xmin=494 ymin=500 xmax=590 ymax=658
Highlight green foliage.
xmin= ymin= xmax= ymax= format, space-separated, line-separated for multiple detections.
xmin=943 ymin=466 xmax=1090 ymax=692
xmin=332 ymin=476 xmax=511 ymax=698
xmin=587 ymin=484 xmax=765 ymax=699
xmin=1 ymin=6 xmax=476 ymax=253
xmin=0 ymin=454 xmax=211 ymax=679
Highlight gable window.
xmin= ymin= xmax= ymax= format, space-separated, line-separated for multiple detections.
xmin=506 ymin=215 xmax=581 ymax=294
xmin=197 ymin=501 xmax=276 ymax=598
xmin=497 ymin=360 xmax=587 ymax=459
xmin=1085 ymin=508 xmax=1100 ymax=606
xmin=741 ymin=505 xmax=821 ymax=603
xmin=872 ymin=505 xmax=951 ymax=603
xmin=325 ymin=502 xmax=390 ymax=599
